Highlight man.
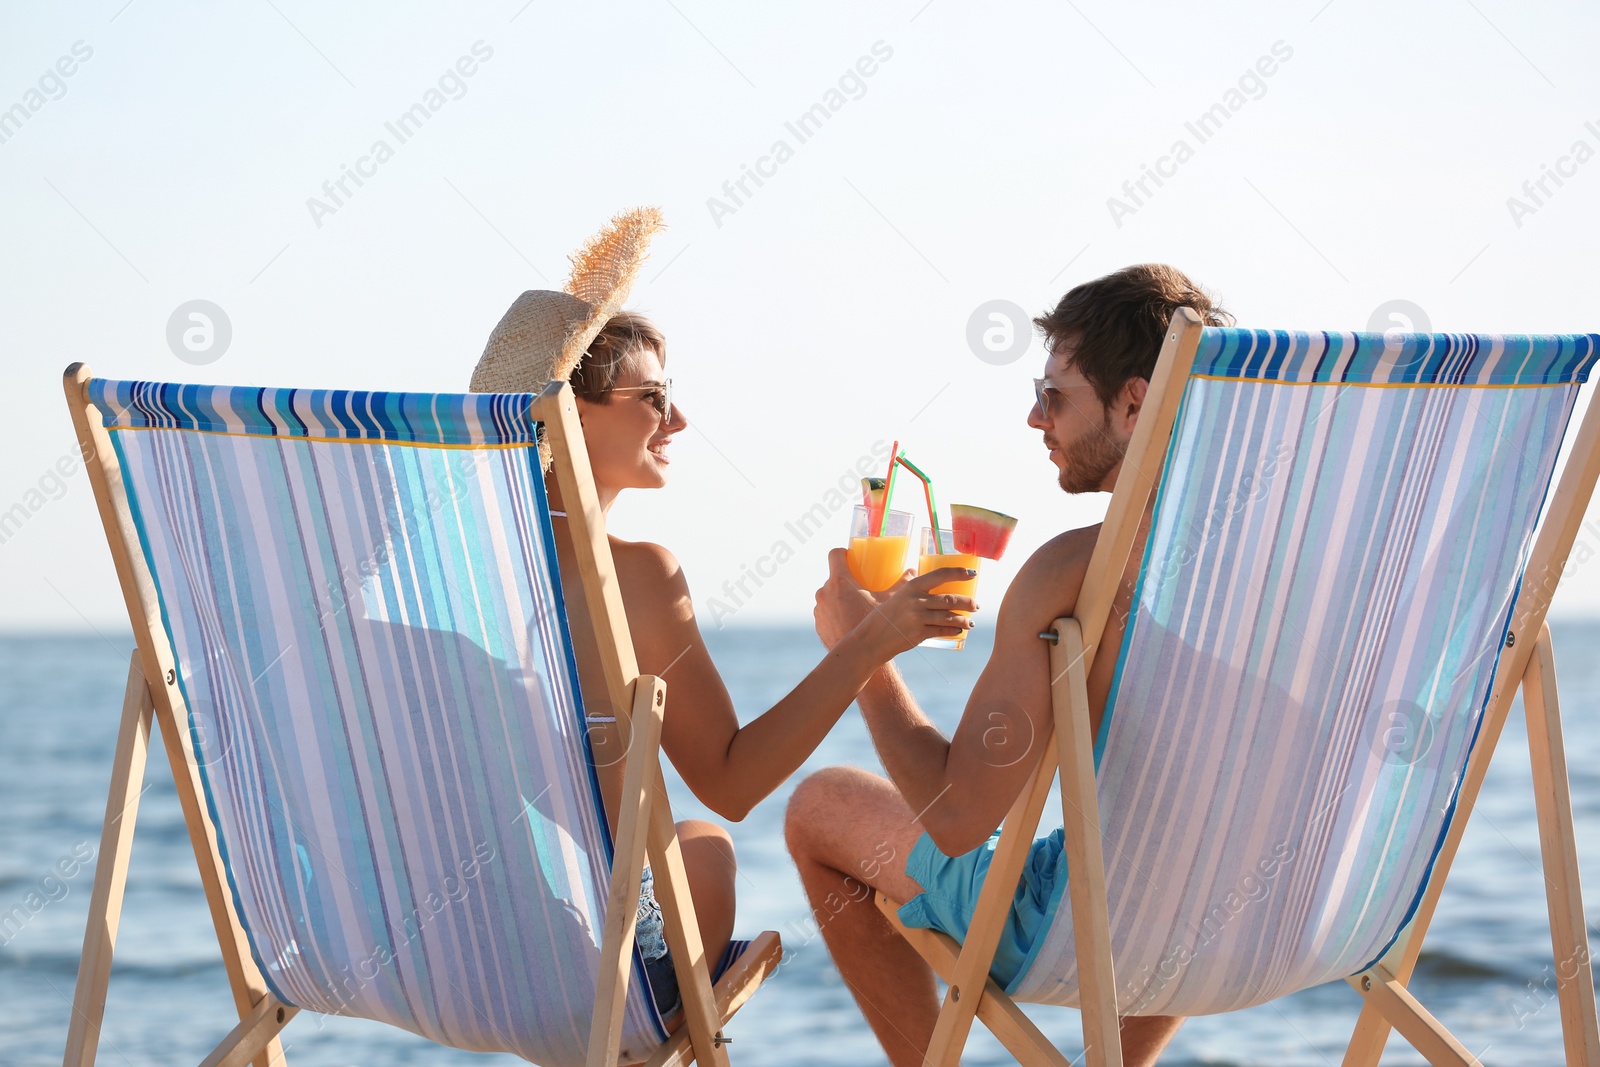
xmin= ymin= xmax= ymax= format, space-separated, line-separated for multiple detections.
xmin=785 ymin=264 xmax=1234 ymax=1067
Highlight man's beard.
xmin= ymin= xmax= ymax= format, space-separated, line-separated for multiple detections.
xmin=1058 ymin=411 xmax=1126 ymax=494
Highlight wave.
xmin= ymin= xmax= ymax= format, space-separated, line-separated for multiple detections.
xmin=0 ymin=949 xmax=225 ymax=981
xmin=1412 ymin=947 xmax=1511 ymax=981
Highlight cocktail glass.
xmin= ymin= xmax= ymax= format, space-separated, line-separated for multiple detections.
xmin=918 ymin=527 xmax=980 ymax=650
xmin=848 ymin=506 xmax=913 ymax=591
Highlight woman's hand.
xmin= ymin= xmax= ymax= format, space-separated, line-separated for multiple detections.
xmin=814 ymin=548 xmax=976 ymax=661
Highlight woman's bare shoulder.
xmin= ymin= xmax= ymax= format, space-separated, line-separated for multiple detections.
xmin=609 ymin=535 xmax=679 ymax=576
xmin=608 ymin=537 xmax=693 ymax=621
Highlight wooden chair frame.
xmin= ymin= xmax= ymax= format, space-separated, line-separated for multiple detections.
xmin=60 ymin=366 xmax=779 ymax=1067
xmin=874 ymin=311 xmax=1600 ymax=1066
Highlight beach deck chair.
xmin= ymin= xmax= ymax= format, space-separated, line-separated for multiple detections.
xmin=875 ymin=312 xmax=1600 ymax=1066
xmin=59 ymin=364 xmax=779 ymax=1067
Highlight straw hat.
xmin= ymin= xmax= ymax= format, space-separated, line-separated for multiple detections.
xmin=470 ymin=206 xmax=664 ymax=466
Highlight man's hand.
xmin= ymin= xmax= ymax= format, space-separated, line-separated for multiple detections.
xmin=814 ymin=548 xmax=976 ymax=659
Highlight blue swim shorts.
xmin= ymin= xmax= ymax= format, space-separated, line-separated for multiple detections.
xmin=897 ymin=826 xmax=1066 ymax=989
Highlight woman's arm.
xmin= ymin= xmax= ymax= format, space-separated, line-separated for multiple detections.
xmin=613 ymin=540 xmax=972 ymax=821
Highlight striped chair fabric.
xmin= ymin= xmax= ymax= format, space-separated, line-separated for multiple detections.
xmin=1010 ymin=330 xmax=1600 ymax=1015
xmin=87 ymin=380 xmax=667 ymax=1065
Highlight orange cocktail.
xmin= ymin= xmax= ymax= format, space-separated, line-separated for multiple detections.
xmin=848 ymin=506 xmax=913 ymax=592
xmin=918 ymin=528 xmax=980 ymax=649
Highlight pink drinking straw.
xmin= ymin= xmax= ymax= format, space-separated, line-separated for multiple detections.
xmin=873 ymin=440 xmax=900 ymax=537
xmin=896 ymin=453 xmax=941 ymax=543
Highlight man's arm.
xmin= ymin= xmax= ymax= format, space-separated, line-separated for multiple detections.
xmin=820 ymin=528 xmax=1097 ymax=855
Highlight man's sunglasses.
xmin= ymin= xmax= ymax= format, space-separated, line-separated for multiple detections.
xmin=1033 ymin=376 xmax=1095 ymax=415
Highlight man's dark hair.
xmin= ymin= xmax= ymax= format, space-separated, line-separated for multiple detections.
xmin=1034 ymin=264 xmax=1233 ymax=407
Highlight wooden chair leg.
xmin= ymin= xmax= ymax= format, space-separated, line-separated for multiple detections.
xmin=642 ymin=931 xmax=783 ymax=1067
xmin=924 ymin=756 xmax=1058 ymax=1067
xmin=973 ymin=983 xmax=1073 ymax=1067
xmin=197 ymin=994 xmax=297 ymax=1067
xmin=1052 ymin=620 xmax=1123 ymax=1067
xmin=1346 ymin=967 xmax=1482 ymax=1067
xmin=62 ymin=652 xmax=154 ymax=1067
xmin=1519 ymin=625 xmax=1600 ymax=1065
xmin=645 ymin=758 xmax=730 ymax=1067
xmin=1339 ymin=1002 xmax=1393 ymax=1067
xmin=150 ymin=694 xmax=287 ymax=1067
xmin=923 ymin=616 xmax=1127 ymax=1067
xmin=878 ymin=894 xmax=1073 ymax=1067
xmin=1346 ymin=623 xmax=1597 ymax=1067
xmin=587 ymin=677 xmax=665 ymax=1067
xmin=63 ymin=367 xmax=286 ymax=1067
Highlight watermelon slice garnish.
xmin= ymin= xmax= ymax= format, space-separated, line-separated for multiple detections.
xmin=950 ymin=504 xmax=1018 ymax=560
xmin=861 ymin=477 xmax=887 ymax=510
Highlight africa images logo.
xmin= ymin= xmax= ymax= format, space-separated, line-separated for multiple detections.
xmin=1106 ymin=40 xmax=1294 ymax=228
xmin=305 ymin=42 xmax=495 ymax=228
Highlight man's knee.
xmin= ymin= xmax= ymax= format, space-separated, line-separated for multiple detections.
xmin=785 ymin=767 xmax=928 ymax=902
xmin=784 ymin=766 xmax=889 ymax=854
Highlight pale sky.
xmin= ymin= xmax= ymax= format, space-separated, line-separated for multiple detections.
xmin=3 ymin=0 xmax=1599 ymax=633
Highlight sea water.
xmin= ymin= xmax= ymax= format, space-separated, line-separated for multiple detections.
xmin=1 ymin=624 xmax=1596 ymax=1065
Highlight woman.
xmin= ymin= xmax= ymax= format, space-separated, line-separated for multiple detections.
xmin=471 ymin=208 xmax=974 ymax=1018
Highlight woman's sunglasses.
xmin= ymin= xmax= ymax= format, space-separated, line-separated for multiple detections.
xmin=609 ymin=379 xmax=673 ymax=425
